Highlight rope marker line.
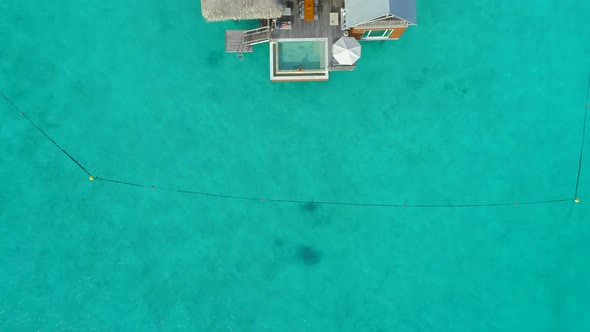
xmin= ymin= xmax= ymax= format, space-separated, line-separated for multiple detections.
xmin=574 ymin=73 xmax=590 ymax=200
xmin=1 ymin=91 xmax=92 ymax=177
xmin=2 ymin=74 xmax=588 ymax=208
xmin=93 ymin=176 xmax=573 ymax=208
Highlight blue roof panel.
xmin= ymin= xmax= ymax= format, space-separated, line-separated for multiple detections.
xmin=389 ymin=0 xmax=417 ymax=25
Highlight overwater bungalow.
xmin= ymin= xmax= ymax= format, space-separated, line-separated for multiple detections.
xmin=201 ymin=0 xmax=417 ymax=81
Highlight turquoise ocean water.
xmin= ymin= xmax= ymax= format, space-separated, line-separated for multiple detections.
xmin=1 ymin=0 xmax=590 ymax=330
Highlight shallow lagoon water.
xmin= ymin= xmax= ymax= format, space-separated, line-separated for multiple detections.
xmin=1 ymin=0 xmax=590 ymax=330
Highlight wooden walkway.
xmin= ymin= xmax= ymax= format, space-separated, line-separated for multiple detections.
xmin=225 ymin=30 xmax=252 ymax=53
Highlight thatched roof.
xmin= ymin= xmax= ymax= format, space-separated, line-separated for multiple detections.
xmin=201 ymin=0 xmax=285 ymax=22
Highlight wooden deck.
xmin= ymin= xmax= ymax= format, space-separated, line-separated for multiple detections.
xmin=225 ymin=30 xmax=252 ymax=53
xmin=271 ymin=0 xmax=348 ymax=69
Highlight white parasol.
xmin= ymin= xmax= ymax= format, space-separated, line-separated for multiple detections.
xmin=332 ymin=37 xmax=361 ymax=65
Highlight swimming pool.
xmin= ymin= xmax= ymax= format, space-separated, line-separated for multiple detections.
xmin=270 ymin=38 xmax=329 ymax=81
xmin=278 ymin=40 xmax=325 ymax=70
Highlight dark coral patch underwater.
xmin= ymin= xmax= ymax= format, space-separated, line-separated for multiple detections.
xmin=296 ymin=245 xmax=322 ymax=266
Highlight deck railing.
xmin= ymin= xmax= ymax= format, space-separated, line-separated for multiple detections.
xmin=243 ymin=26 xmax=270 ymax=45
xmin=328 ymin=64 xmax=356 ymax=71
xmin=237 ymin=26 xmax=271 ymax=59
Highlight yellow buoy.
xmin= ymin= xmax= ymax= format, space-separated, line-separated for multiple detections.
xmin=89 ymin=175 xmax=95 ymax=181
xmin=574 ymin=198 xmax=580 ymax=203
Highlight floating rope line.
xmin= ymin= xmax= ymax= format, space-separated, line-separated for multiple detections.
xmin=1 ymin=79 xmax=587 ymax=208
xmin=89 ymin=176 xmax=574 ymax=207
xmin=1 ymin=91 xmax=91 ymax=177
xmin=574 ymin=74 xmax=590 ymax=200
